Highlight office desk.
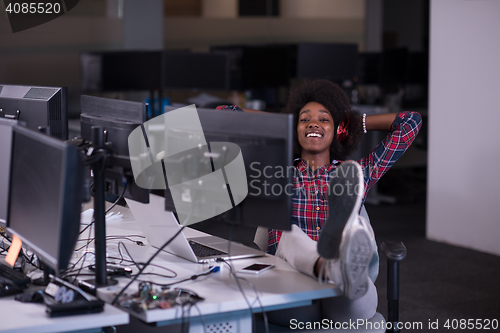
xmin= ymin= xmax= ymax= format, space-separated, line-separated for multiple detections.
xmin=0 ymin=297 xmax=128 ymax=333
xmin=0 ymin=214 xmax=130 ymax=333
xmin=85 ymin=203 xmax=341 ymax=333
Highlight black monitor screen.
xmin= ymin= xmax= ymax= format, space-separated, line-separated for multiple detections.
xmin=101 ymin=51 xmax=163 ymax=92
xmin=380 ymin=48 xmax=409 ymax=87
xmin=297 ymin=43 xmax=359 ymax=83
xmin=240 ymin=44 xmax=295 ymax=89
xmin=358 ymin=52 xmax=382 ymax=85
xmin=210 ymin=45 xmax=245 ymax=90
xmin=0 ymin=84 xmax=68 ymax=140
xmin=0 ymin=119 xmax=15 ymax=227
xmin=7 ymin=126 xmax=83 ymax=272
xmin=163 ymin=52 xmax=230 ymax=90
xmin=407 ymin=52 xmax=428 ymax=85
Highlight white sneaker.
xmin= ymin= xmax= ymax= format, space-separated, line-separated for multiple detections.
xmin=319 ymin=216 xmax=374 ymax=300
xmin=317 ymin=161 xmax=374 ymax=300
xmin=340 ymin=216 xmax=374 ymax=300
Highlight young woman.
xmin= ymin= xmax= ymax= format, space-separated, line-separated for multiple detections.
xmin=218 ymin=79 xmax=422 ymax=324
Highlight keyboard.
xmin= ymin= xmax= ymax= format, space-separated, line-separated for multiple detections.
xmin=188 ymin=240 xmax=227 ymax=257
xmin=0 ymin=263 xmax=30 ymax=286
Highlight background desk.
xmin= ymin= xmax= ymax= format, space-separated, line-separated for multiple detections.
xmin=86 ymin=202 xmax=341 ymax=333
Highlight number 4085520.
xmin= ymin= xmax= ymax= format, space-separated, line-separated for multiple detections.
xmin=444 ymin=319 xmax=498 ymax=330
xmin=5 ymin=2 xmax=61 ymax=14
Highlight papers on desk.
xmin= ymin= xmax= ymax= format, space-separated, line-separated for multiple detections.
xmin=80 ymin=209 xmax=123 ymax=225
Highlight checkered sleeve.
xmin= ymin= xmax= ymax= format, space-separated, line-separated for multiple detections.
xmin=357 ymin=111 xmax=422 ymax=198
xmin=215 ymin=105 xmax=244 ymax=112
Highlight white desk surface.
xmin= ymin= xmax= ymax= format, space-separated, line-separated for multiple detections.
xmin=0 ymin=200 xmax=340 ymax=332
xmin=82 ymin=201 xmax=341 ymax=326
xmin=0 ymin=299 xmax=128 ymax=333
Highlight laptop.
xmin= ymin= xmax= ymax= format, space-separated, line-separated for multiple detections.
xmin=125 ymin=194 xmax=265 ymax=263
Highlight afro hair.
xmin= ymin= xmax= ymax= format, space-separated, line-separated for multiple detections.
xmin=283 ymin=79 xmax=364 ymax=161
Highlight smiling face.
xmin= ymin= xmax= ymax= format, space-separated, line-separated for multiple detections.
xmin=297 ymin=101 xmax=335 ymax=159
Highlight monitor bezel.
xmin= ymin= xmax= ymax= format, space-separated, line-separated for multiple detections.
xmin=6 ymin=125 xmax=83 ymax=271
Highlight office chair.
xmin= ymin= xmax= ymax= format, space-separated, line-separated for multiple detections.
xmin=253 ymin=205 xmax=407 ymax=333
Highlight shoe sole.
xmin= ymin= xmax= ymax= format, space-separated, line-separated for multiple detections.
xmin=341 ymin=219 xmax=373 ymax=300
xmin=317 ymin=161 xmax=364 ymax=259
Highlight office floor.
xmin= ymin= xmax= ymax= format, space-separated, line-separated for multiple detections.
xmin=369 ymin=167 xmax=500 ymax=333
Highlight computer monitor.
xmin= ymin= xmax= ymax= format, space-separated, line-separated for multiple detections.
xmin=0 ymin=84 xmax=68 ymax=140
xmin=80 ymin=95 xmax=150 ymax=203
xmin=163 ymin=51 xmax=230 ymax=91
xmin=161 ymin=107 xmax=293 ymax=243
xmin=211 ymin=43 xmax=298 ymax=90
xmin=6 ymin=125 xmax=84 ymax=272
xmin=379 ymin=47 xmax=409 ymax=88
xmin=358 ymin=52 xmax=382 ymax=85
xmin=407 ymin=51 xmax=428 ymax=85
xmin=240 ymin=44 xmax=296 ymax=89
xmin=0 ymin=119 xmax=16 ymax=228
xmin=80 ymin=51 xmax=163 ymax=92
xmin=296 ymin=43 xmax=359 ymax=84
xmin=210 ymin=45 xmax=245 ymax=90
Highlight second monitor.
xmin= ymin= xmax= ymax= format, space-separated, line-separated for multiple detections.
xmin=160 ymin=106 xmax=294 ymax=234
xmin=80 ymin=95 xmax=150 ymax=204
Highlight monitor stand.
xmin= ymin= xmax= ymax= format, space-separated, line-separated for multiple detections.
xmin=80 ymin=127 xmax=118 ymax=295
xmin=31 ymin=262 xmax=55 ymax=286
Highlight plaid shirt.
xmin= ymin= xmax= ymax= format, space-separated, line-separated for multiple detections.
xmin=267 ymin=111 xmax=422 ymax=254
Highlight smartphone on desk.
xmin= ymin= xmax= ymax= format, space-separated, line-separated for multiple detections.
xmin=238 ymin=263 xmax=275 ymax=275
